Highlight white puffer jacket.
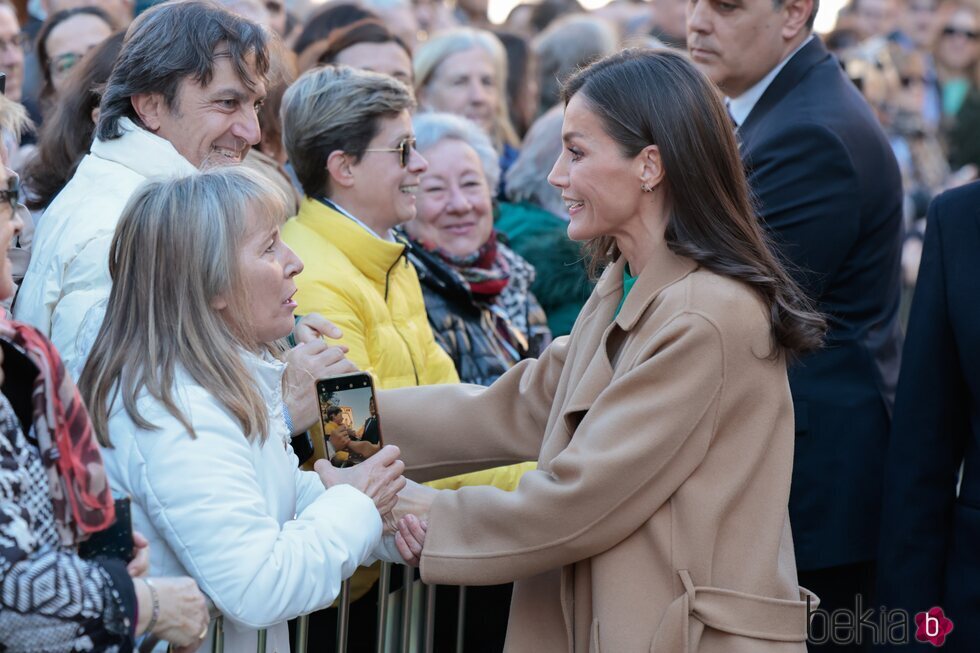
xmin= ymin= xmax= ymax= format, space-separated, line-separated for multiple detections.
xmin=13 ymin=119 xmax=197 ymax=372
xmin=100 ymin=350 xmax=401 ymax=653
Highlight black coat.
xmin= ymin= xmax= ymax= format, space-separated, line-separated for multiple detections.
xmin=406 ymin=241 xmax=521 ymax=387
xmin=738 ymin=37 xmax=905 ymax=571
xmin=876 ymin=182 xmax=980 ymax=652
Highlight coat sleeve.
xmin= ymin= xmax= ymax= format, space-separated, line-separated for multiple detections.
xmin=876 ymin=192 xmax=968 ymax=612
xmin=416 ymin=313 xmax=724 ymax=585
xmin=0 ymin=408 xmax=136 ymax=650
xmin=49 ymin=233 xmax=114 ymax=374
xmin=747 ymin=123 xmax=862 ymax=299
xmin=131 ymin=403 xmax=383 ymax=629
xmin=379 ymin=335 xmax=572 ymax=481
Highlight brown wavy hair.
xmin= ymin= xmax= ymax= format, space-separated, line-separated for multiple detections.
xmin=562 ymin=49 xmax=825 ymax=357
xmin=24 ymin=31 xmax=123 ymax=211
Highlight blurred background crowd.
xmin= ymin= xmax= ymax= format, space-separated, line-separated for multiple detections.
xmin=2 ymin=0 xmax=978 ymax=305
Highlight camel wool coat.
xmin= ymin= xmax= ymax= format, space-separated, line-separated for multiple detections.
xmin=381 ymin=243 xmax=817 ymax=653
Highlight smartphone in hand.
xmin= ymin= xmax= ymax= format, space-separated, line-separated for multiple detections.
xmin=315 ymin=372 xmax=382 ymax=468
xmin=78 ymin=496 xmax=135 ymax=563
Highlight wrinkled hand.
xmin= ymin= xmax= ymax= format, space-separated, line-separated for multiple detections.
xmin=315 ymin=445 xmax=406 ymax=529
xmin=126 ymin=531 xmax=150 ymax=578
xmin=392 ymin=479 xmax=438 ymax=528
xmin=135 ymin=577 xmax=209 ymax=646
xmin=395 ymin=514 xmax=427 ymax=566
xmin=283 ymin=314 xmax=357 ymax=432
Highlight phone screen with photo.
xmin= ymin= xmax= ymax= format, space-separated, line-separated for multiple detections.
xmin=316 ymin=373 xmax=382 ymax=468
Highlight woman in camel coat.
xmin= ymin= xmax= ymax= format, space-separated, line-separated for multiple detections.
xmin=387 ymin=49 xmax=826 ymax=653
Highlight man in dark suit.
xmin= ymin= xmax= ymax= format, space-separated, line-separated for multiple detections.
xmin=688 ymin=0 xmax=904 ymax=649
xmin=877 ymin=183 xmax=980 ymax=652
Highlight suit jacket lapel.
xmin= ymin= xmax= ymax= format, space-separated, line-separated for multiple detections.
xmin=739 ymin=37 xmax=833 ymax=147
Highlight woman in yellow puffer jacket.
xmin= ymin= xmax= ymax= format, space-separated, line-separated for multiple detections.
xmin=279 ymin=65 xmax=533 ymax=644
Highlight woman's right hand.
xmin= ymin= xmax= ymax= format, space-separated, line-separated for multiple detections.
xmin=314 ymin=445 xmax=406 ymax=523
xmin=134 ymin=576 xmax=209 ymax=647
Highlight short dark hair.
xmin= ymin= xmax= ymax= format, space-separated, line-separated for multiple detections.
xmin=327 ymin=406 xmax=342 ymax=419
xmin=317 ymin=18 xmax=411 ymax=67
xmin=292 ymin=2 xmax=377 ymax=56
xmin=36 ymin=7 xmax=115 ymax=113
xmin=97 ymin=0 xmax=269 ymax=141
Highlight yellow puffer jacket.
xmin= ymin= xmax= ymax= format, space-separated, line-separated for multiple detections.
xmin=283 ymin=198 xmax=459 ymax=388
xmin=284 ymin=199 xmax=532 ymax=597
xmin=283 ymin=199 xmax=532 ymax=482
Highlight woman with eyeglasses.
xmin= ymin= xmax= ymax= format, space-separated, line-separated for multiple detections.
xmin=280 ymin=63 xmax=459 ymax=651
xmin=937 ymin=0 xmax=980 ymax=172
xmin=35 ymin=7 xmax=115 ymax=117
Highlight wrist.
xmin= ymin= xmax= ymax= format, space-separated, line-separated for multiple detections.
xmin=134 ymin=578 xmax=153 ymax=635
xmin=136 ymin=578 xmax=160 ymax=636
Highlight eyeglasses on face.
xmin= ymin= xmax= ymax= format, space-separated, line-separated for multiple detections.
xmin=0 ymin=32 xmax=28 ymax=52
xmin=50 ymin=52 xmax=81 ymax=78
xmin=364 ymin=137 xmax=417 ymax=168
xmin=0 ymin=174 xmax=19 ymax=213
xmin=942 ymin=26 xmax=980 ymax=40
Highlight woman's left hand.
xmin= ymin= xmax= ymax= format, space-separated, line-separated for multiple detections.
xmin=283 ymin=313 xmax=358 ymax=432
xmin=127 ymin=531 xmax=150 ymax=578
xmin=395 ymin=514 xmax=427 ymax=566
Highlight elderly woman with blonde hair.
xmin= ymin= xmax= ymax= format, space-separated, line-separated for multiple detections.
xmin=79 ymin=166 xmax=411 ymax=653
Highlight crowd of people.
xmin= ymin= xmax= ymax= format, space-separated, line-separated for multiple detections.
xmin=0 ymin=0 xmax=976 ymax=651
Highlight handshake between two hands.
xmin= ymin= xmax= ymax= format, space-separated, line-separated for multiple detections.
xmin=314 ymin=445 xmax=434 ymax=567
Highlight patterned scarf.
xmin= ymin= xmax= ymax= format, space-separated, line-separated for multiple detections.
xmin=429 ymin=231 xmax=511 ymax=301
xmin=0 ymin=316 xmax=115 ymax=545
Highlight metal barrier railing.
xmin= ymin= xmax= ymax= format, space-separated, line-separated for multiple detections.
xmin=205 ymin=564 xmax=467 ymax=653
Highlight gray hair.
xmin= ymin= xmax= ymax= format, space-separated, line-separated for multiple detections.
xmin=413 ymin=112 xmax=500 ymax=192
xmin=533 ymin=14 xmax=617 ymax=112
xmin=281 ymin=64 xmax=415 ymax=197
xmin=413 ymin=27 xmax=520 ymax=149
xmin=504 ymin=106 xmax=564 ymax=217
xmin=97 ymin=0 xmax=270 ymax=141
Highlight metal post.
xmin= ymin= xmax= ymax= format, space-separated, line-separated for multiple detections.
xmin=256 ymin=629 xmax=267 ymax=653
xmin=211 ymin=617 xmax=224 ymax=653
xmin=399 ymin=566 xmax=414 ymax=652
xmin=376 ymin=562 xmax=392 ymax=653
xmin=337 ymin=578 xmax=352 ymax=653
xmin=294 ymin=614 xmax=309 ymax=653
xmin=423 ymin=584 xmax=436 ymax=653
xmin=455 ymin=587 xmax=467 ymax=653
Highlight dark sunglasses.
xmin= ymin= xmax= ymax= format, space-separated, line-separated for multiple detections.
xmin=942 ymin=26 xmax=980 ymax=40
xmin=0 ymin=175 xmax=19 ymax=212
xmin=365 ymin=137 xmax=417 ymax=168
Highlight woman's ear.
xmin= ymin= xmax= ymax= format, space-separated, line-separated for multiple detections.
xmin=326 ymin=150 xmax=356 ymax=189
xmin=637 ymin=144 xmax=665 ymax=191
xmin=210 ymin=294 xmax=229 ymax=311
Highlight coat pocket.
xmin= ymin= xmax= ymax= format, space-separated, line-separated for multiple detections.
xmin=590 ymin=617 xmax=601 ymax=653
xmin=649 ymin=570 xmax=818 ymax=653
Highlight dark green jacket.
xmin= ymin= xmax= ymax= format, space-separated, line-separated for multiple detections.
xmin=495 ymin=202 xmax=592 ymax=336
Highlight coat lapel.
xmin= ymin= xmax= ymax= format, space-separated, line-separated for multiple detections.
xmin=739 ymin=37 xmax=832 ymax=148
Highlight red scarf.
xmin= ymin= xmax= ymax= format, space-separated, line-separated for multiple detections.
xmin=0 ymin=315 xmax=115 ymax=545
